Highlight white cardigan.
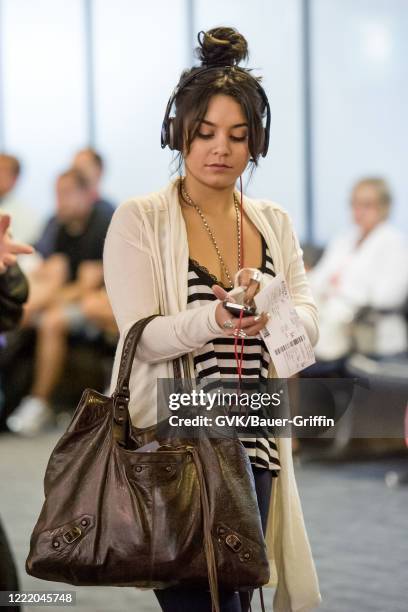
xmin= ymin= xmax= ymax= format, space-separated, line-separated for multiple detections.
xmin=103 ymin=179 xmax=322 ymax=612
xmin=308 ymin=221 xmax=408 ymax=358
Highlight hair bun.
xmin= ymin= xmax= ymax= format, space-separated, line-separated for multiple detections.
xmin=196 ymin=27 xmax=248 ymax=67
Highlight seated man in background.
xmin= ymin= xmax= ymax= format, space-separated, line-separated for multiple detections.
xmin=0 ymin=153 xmax=41 ymax=245
xmin=308 ymin=177 xmax=408 ymax=369
xmin=6 ymin=168 xmax=116 ymax=436
xmin=34 ymin=147 xmax=114 ymax=257
xmin=72 ymin=146 xmax=115 ymax=216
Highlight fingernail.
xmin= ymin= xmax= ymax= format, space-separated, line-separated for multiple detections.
xmin=254 ymin=314 xmax=262 ymax=322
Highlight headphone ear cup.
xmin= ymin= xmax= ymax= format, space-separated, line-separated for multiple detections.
xmin=168 ymin=117 xmax=176 ymax=151
xmin=257 ymin=129 xmax=265 ymax=158
xmin=254 ymin=128 xmax=267 ymax=159
xmin=261 ymin=127 xmax=269 ymax=157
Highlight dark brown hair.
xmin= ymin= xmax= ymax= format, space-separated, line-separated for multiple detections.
xmin=58 ymin=168 xmax=90 ymax=190
xmin=76 ymin=147 xmax=104 ymax=171
xmin=173 ymin=27 xmax=267 ymax=166
xmin=0 ymin=153 xmax=21 ymax=178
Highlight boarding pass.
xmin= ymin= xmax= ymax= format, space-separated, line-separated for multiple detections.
xmin=254 ymin=273 xmax=316 ymax=377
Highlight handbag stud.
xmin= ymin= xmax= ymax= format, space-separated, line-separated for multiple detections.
xmin=62 ymin=526 xmax=82 ymax=544
xmin=225 ymin=533 xmax=242 ymax=552
xmin=239 ymin=551 xmax=251 ymax=562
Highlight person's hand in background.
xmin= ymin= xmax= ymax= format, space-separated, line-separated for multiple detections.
xmin=0 ymin=214 xmax=34 ymax=274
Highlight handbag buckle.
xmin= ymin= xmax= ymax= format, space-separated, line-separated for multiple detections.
xmin=114 ymin=387 xmax=130 ymax=403
xmin=62 ymin=526 xmax=82 ymax=544
xmin=225 ymin=533 xmax=242 ymax=552
xmin=114 ymin=392 xmax=129 ymax=424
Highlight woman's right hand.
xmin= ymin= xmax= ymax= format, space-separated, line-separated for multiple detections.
xmin=212 ymin=284 xmax=270 ymax=338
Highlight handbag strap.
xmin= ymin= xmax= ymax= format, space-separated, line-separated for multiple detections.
xmin=185 ymin=447 xmax=268 ymax=612
xmin=113 ymin=314 xmax=160 ymax=398
xmin=112 ymin=315 xmax=160 ymax=442
xmin=181 ymin=445 xmax=220 ymax=612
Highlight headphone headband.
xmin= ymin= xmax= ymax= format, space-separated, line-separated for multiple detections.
xmin=161 ymin=65 xmax=270 ymax=158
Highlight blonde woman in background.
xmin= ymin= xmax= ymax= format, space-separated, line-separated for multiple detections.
xmin=308 ymin=178 xmax=408 ymax=366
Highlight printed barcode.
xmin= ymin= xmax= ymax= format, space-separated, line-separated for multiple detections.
xmin=274 ymin=335 xmax=305 ymax=355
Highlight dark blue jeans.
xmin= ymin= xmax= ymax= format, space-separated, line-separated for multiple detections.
xmin=153 ymin=465 xmax=273 ymax=612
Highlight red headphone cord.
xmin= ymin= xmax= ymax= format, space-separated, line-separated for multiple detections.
xmin=233 ymin=176 xmax=245 ymax=385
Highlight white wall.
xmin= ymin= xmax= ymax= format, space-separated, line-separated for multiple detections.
xmin=1 ymin=0 xmax=87 ymax=223
xmin=194 ymin=0 xmax=305 ymax=235
xmin=92 ymin=0 xmax=187 ymax=204
xmin=312 ymin=0 xmax=408 ymax=244
xmin=1 ymin=0 xmax=407 ymax=245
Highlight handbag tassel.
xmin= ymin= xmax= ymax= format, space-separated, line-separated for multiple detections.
xmin=188 ymin=446 xmax=220 ymax=612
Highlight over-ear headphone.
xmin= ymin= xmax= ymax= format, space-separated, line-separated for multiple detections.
xmin=160 ymin=65 xmax=271 ymax=158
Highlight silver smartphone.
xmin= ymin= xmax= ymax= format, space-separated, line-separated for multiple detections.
xmin=222 ymin=301 xmax=257 ymax=317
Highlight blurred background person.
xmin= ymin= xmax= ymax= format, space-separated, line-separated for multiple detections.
xmin=5 ymin=168 xmax=115 ymax=436
xmin=0 ymin=153 xmax=41 ymax=245
xmin=72 ymin=147 xmax=115 ymax=216
xmin=0 ymin=212 xmax=33 ymax=611
xmin=34 ymin=167 xmax=113 ymax=279
xmin=35 ymin=150 xmax=114 ymax=259
xmin=0 ymin=213 xmax=33 ymax=325
xmin=307 ymin=177 xmax=408 ymax=372
xmin=80 ymin=287 xmax=118 ymax=339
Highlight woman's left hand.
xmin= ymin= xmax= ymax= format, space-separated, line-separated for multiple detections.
xmin=234 ymin=267 xmax=263 ymax=306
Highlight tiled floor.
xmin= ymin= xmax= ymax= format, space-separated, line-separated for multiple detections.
xmin=1 ymin=429 xmax=407 ymax=612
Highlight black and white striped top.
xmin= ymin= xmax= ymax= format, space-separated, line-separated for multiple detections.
xmin=187 ymin=235 xmax=281 ymax=476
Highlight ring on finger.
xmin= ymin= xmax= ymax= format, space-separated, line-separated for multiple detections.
xmin=222 ymin=319 xmax=234 ymax=329
xmin=233 ymin=328 xmax=247 ymax=338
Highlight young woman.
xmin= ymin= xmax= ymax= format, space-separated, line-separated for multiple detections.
xmin=104 ymin=27 xmax=321 ymax=612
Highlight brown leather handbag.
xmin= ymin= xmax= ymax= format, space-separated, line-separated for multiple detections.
xmin=26 ymin=316 xmax=270 ymax=612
